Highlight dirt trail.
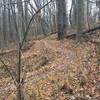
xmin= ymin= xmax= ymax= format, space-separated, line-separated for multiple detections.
xmin=42 ymin=40 xmax=76 ymax=60
xmin=25 ymin=39 xmax=77 ymax=83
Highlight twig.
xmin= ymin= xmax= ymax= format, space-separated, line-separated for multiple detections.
xmin=21 ymin=0 xmax=54 ymax=47
xmin=0 ymin=58 xmax=17 ymax=86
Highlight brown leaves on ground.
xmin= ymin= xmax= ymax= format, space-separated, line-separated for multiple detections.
xmin=0 ymin=35 xmax=100 ymax=100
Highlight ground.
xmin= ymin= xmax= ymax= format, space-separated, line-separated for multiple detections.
xmin=0 ymin=35 xmax=100 ymax=100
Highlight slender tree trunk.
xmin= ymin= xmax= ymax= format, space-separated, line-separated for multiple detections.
xmin=86 ymin=0 xmax=90 ymax=29
xmin=17 ymin=1 xmax=24 ymax=98
xmin=17 ymin=0 xmax=25 ymax=42
xmin=2 ymin=0 xmax=7 ymax=46
xmin=16 ymin=43 xmax=22 ymax=100
xmin=25 ymin=1 xmax=28 ymax=29
xmin=0 ymin=1 xmax=3 ymax=48
xmin=10 ymin=0 xmax=19 ymax=40
xmin=8 ymin=0 xmax=13 ymax=41
xmin=96 ymin=0 xmax=100 ymax=21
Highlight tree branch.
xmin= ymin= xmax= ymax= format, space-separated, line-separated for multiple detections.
xmin=0 ymin=58 xmax=17 ymax=86
xmin=21 ymin=0 xmax=54 ymax=47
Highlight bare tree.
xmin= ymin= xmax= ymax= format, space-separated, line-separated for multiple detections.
xmin=76 ymin=0 xmax=84 ymax=40
xmin=2 ymin=0 xmax=7 ymax=45
xmin=56 ymin=0 xmax=67 ymax=40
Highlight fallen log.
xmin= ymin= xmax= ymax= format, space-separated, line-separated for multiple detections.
xmin=82 ymin=25 xmax=100 ymax=35
xmin=0 ymin=49 xmax=17 ymax=56
xmin=0 ymin=42 xmax=34 ymax=56
xmin=66 ymin=24 xmax=100 ymax=38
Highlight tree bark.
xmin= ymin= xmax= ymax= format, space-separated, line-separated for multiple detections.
xmin=56 ymin=0 xmax=67 ymax=40
xmin=16 ymin=43 xmax=22 ymax=100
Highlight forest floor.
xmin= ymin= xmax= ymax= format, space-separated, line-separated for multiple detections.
xmin=0 ymin=34 xmax=100 ymax=100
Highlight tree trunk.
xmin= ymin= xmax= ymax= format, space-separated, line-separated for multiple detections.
xmin=76 ymin=0 xmax=84 ymax=41
xmin=16 ymin=43 xmax=22 ymax=100
xmin=56 ymin=0 xmax=67 ymax=40
xmin=2 ymin=0 xmax=7 ymax=46
xmin=17 ymin=0 xmax=25 ymax=42
xmin=96 ymin=0 xmax=100 ymax=21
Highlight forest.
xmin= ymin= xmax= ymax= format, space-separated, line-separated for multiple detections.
xmin=0 ymin=0 xmax=100 ymax=100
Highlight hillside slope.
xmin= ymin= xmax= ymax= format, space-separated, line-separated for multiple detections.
xmin=0 ymin=36 xmax=99 ymax=100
